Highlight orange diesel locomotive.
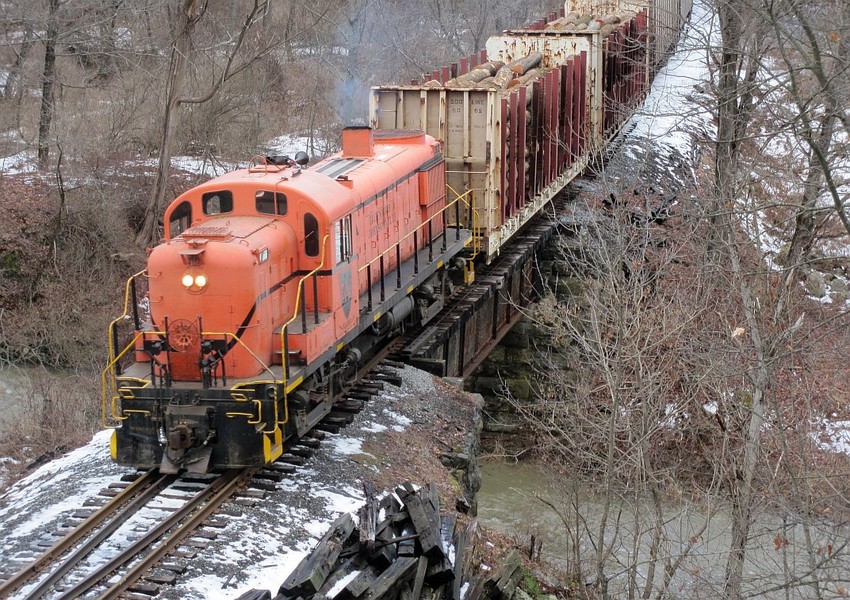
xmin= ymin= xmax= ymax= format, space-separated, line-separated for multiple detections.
xmin=105 ymin=127 xmax=473 ymax=472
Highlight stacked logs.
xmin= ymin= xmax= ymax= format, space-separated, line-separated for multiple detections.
xmin=236 ymin=482 xmax=527 ymax=600
xmin=423 ymin=52 xmax=544 ymax=214
xmin=541 ymin=11 xmax=632 ymax=37
xmin=428 ymin=52 xmax=543 ymax=90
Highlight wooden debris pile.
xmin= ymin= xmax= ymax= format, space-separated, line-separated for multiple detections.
xmin=235 ymin=482 xmax=529 ymax=600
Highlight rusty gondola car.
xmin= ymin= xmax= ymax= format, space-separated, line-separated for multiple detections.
xmin=103 ymin=0 xmax=691 ymax=472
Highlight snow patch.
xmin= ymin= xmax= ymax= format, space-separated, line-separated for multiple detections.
xmin=384 ymin=410 xmax=412 ymax=432
xmin=264 ymin=134 xmax=314 ymax=157
xmin=0 ymin=150 xmax=37 ymax=175
xmin=327 ymin=569 xmax=360 ymax=597
xmin=811 ymin=419 xmax=850 ymax=456
xmin=360 ymin=422 xmax=387 ymax=433
xmin=327 ymin=435 xmax=364 ymax=456
xmin=170 ymin=155 xmax=237 ymax=177
xmin=624 ymin=0 xmax=713 ymax=161
xmin=314 ymin=485 xmax=364 ymax=514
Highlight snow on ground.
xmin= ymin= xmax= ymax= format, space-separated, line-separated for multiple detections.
xmin=170 ymin=156 xmax=239 ymax=178
xmin=0 ymin=366 xmax=438 ymax=599
xmin=616 ymin=0 xmax=713 ymax=192
xmin=0 ymin=149 xmax=38 ymax=175
xmin=263 ymin=133 xmax=338 ymax=162
xmin=0 ymin=135 xmax=334 ymax=178
xmin=263 ymin=134 xmax=312 ymax=157
xmin=811 ymin=419 xmax=850 ymax=456
xmin=627 ymin=0 xmax=713 ymax=157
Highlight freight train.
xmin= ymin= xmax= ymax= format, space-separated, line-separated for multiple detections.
xmin=103 ymin=0 xmax=691 ymax=473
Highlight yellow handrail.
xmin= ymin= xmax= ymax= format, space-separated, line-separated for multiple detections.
xmin=103 ymin=328 xmax=280 ymax=428
xmin=101 ymin=331 xmax=144 ymax=426
xmin=446 ymin=185 xmax=482 ymax=256
xmin=358 ymin=188 xmax=480 ymax=276
xmin=278 ymin=234 xmax=331 ymax=381
xmin=106 ymin=269 xmax=147 ymax=366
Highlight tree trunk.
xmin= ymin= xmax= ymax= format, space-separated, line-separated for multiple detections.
xmin=3 ymin=27 xmax=35 ymax=101
xmin=714 ymin=0 xmax=743 ymax=213
xmin=135 ymin=0 xmax=268 ymax=247
xmin=723 ymin=246 xmax=770 ymax=600
xmin=37 ymin=0 xmax=59 ymax=168
xmin=135 ymin=0 xmax=203 ymax=247
xmin=785 ymin=113 xmax=836 ymax=267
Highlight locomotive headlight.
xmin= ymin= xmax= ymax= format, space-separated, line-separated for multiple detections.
xmin=181 ymin=270 xmax=208 ymax=292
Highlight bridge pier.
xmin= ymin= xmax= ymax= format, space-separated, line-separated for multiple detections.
xmin=392 ymin=191 xmax=593 ymax=456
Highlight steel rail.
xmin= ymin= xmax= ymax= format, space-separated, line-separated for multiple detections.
xmin=93 ymin=468 xmax=254 ymax=600
xmin=52 ymin=469 xmax=251 ymax=600
xmin=0 ymin=469 xmax=167 ymax=599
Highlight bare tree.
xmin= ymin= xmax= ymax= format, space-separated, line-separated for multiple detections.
xmin=704 ymin=2 xmax=850 ymax=596
xmin=767 ymin=0 xmax=850 ymax=259
xmin=37 ymin=0 xmax=60 ymax=167
xmin=512 ymin=185 xmax=718 ymax=598
xmin=135 ymin=0 xmax=273 ymax=247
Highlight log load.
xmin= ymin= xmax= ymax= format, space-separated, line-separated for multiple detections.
xmin=506 ymin=11 xmax=631 ymax=35
xmin=445 ymin=61 xmax=504 ymax=87
xmin=428 ymin=54 xmax=543 ymax=91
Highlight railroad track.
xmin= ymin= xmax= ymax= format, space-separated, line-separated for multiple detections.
xmin=0 ymin=468 xmax=256 ymax=599
xmin=0 ymin=469 xmax=167 ymax=598
xmin=0 ymin=360 xmax=407 ymax=599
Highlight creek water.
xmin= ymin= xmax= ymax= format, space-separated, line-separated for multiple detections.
xmin=0 ymin=365 xmax=35 ymax=423
xmin=477 ymin=461 xmax=850 ymax=598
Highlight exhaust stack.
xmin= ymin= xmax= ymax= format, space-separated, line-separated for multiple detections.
xmin=341 ymin=126 xmax=374 ymax=158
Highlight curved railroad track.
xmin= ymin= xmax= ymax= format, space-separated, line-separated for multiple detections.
xmin=0 ymin=358 xmax=408 ymax=599
xmin=0 ymin=468 xmax=256 ymax=599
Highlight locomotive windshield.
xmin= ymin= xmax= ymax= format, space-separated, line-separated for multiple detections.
xmin=169 ymin=201 xmax=192 ymax=237
xmin=255 ymin=190 xmax=288 ymax=215
xmin=202 ymin=190 xmax=233 ymax=215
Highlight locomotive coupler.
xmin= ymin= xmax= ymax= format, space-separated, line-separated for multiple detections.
xmin=159 ymin=405 xmax=215 ymax=474
xmin=167 ymin=422 xmax=195 ymax=449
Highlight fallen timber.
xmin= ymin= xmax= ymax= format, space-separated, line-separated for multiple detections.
xmin=236 ymin=483 xmax=527 ymax=600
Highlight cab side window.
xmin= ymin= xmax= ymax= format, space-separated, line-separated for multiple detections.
xmin=169 ymin=201 xmax=192 ymax=237
xmin=335 ymin=216 xmax=352 ymax=264
xmin=304 ymin=213 xmax=320 ymax=257
xmin=202 ymin=190 xmax=233 ymax=215
xmin=256 ymin=190 xmax=287 ymax=215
